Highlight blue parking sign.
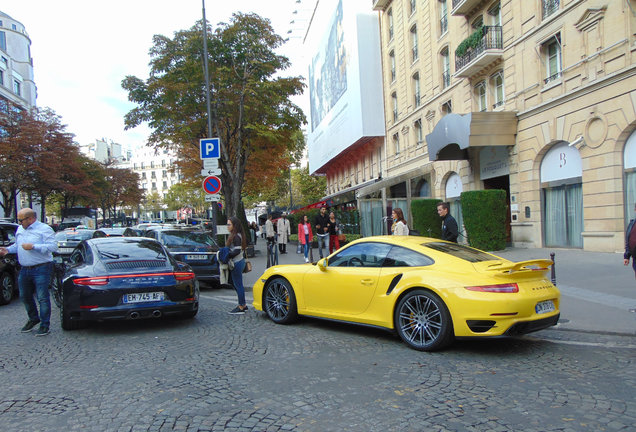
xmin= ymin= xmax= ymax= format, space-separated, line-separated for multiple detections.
xmin=200 ymin=138 xmax=220 ymax=159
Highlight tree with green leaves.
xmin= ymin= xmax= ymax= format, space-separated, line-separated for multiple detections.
xmin=122 ymin=13 xmax=306 ymax=221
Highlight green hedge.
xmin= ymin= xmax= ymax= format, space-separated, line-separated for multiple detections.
xmin=460 ymin=189 xmax=507 ymax=251
xmin=411 ymin=199 xmax=443 ymax=239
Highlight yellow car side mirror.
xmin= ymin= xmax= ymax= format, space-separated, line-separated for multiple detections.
xmin=317 ymin=258 xmax=328 ymax=271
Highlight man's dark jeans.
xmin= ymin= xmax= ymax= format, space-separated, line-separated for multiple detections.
xmin=18 ymin=262 xmax=53 ymax=329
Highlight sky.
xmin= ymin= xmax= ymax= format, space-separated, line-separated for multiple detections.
xmin=2 ymin=0 xmax=312 ymax=152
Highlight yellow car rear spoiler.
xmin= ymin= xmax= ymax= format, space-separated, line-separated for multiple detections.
xmin=484 ymin=259 xmax=554 ymax=274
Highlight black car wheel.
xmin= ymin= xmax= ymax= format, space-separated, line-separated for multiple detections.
xmin=60 ymin=291 xmax=87 ymax=330
xmin=0 ymin=272 xmax=14 ymax=305
xmin=50 ymin=275 xmax=62 ymax=308
xmin=264 ymin=277 xmax=298 ymax=324
xmin=394 ymin=289 xmax=454 ymax=351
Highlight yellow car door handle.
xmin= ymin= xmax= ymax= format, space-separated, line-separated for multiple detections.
xmin=361 ymin=279 xmax=374 ymax=285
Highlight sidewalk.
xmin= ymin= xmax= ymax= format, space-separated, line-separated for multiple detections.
xmin=243 ymin=239 xmax=636 ymax=336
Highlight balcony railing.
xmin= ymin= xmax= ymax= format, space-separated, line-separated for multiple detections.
xmin=455 ymin=26 xmax=503 ymax=73
xmin=442 ymin=71 xmax=451 ymax=88
xmin=542 ymin=0 xmax=560 ymax=19
xmin=544 ymin=71 xmax=562 ymax=84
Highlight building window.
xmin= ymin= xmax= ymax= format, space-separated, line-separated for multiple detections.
xmin=151 ymin=161 xmax=155 ymax=168
xmin=11 ymin=24 xmax=16 ymax=31
xmin=414 ymin=119 xmax=423 ymax=147
xmin=544 ymin=34 xmax=562 ymax=84
xmin=392 ymin=133 xmax=400 ymax=155
xmin=392 ymin=92 xmax=398 ymax=121
xmin=0 ymin=70 xmax=3 ymax=87
xmin=441 ymin=48 xmax=451 ymax=88
xmin=410 ymin=25 xmax=418 ymax=62
xmin=542 ymin=0 xmax=560 ymax=20
xmin=152 ymin=182 xmax=157 ymax=190
xmin=410 ymin=0 xmax=416 ymax=15
xmin=475 ymin=81 xmax=487 ymax=112
xmin=0 ymin=32 xmax=6 ymax=51
xmin=441 ymin=100 xmax=452 ymax=115
xmin=13 ymin=80 xmax=20 ymax=96
xmin=142 ymin=172 xmax=147 ymax=179
xmin=413 ymin=73 xmax=421 ymax=107
xmin=162 ymin=159 xmax=166 ymax=167
xmin=439 ymin=0 xmax=448 ymax=35
xmin=163 ymin=181 xmax=168 ymax=189
xmin=488 ymin=2 xmax=501 ymax=26
xmin=389 ymin=50 xmax=396 ymax=82
xmin=491 ymin=71 xmax=505 ymax=108
xmin=133 ymin=163 xmax=137 ymax=170
xmin=151 ymin=171 xmax=156 ymax=179
xmin=141 ymin=162 xmax=145 ymax=169
xmin=162 ymin=170 xmax=167 ymax=178
xmin=388 ymin=9 xmax=394 ymax=41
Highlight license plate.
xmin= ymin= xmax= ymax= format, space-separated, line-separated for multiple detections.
xmin=59 ymin=248 xmax=74 ymax=253
xmin=123 ymin=292 xmax=164 ymax=304
xmin=535 ymin=300 xmax=555 ymax=314
xmin=186 ymin=254 xmax=207 ymax=260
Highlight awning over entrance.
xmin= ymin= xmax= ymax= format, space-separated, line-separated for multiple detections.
xmin=426 ymin=111 xmax=518 ymax=161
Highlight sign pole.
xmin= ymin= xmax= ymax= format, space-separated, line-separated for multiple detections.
xmin=201 ymin=0 xmax=217 ymax=236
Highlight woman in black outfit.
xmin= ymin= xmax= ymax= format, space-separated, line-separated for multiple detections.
xmin=227 ymin=217 xmax=248 ymax=314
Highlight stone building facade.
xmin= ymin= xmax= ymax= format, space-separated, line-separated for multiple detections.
xmin=366 ymin=0 xmax=636 ymax=251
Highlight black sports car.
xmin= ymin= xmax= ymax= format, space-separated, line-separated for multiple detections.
xmin=144 ymin=228 xmax=220 ymax=287
xmin=59 ymin=237 xmax=199 ymax=330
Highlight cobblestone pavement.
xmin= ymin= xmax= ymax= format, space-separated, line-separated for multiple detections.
xmin=1 ymin=290 xmax=635 ymax=432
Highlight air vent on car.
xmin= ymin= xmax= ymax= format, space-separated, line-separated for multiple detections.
xmin=105 ymin=260 xmax=167 ymax=270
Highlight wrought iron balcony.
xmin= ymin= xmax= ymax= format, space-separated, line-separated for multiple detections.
xmin=451 ymin=0 xmax=482 ymax=16
xmin=455 ymin=26 xmax=503 ymax=78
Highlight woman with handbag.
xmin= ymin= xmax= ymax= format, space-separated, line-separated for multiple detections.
xmin=226 ymin=217 xmax=248 ymax=315
xmin=327 ymin=211 xmax=341 ymax=254
xmin=298 ymin=215 xmax=313 ymax=263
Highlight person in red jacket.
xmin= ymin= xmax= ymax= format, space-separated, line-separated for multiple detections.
xmin=298 ymin=214 xmax=313 ymax=263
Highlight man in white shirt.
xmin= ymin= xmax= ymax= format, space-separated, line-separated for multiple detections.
xmin=0 ymin=208 xmax=57 ymax=336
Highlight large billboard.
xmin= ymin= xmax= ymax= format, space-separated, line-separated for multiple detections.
xmin=306 ymin=0 xmax=385 ymax=174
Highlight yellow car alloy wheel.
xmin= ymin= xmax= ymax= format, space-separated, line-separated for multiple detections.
xmin=395 ymin=289 xmax=454 ymax=351
xmin=264 ymin=277 xmax=298 ymax=324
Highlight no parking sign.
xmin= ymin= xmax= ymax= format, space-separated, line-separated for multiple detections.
xmin=202 ymin=175 xmax=222 ymax=195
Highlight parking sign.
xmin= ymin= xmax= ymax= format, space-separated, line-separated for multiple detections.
xmin=200 ymin=138 xmax=220 ymax=159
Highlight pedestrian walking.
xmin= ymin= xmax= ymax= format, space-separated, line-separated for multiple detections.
xmin=391 ymin=208 xmax=410 ymax=235
xmin=226 ymin=216 xmax=248 ymax=315
xmin=265 ymin=214 xmax=275 ymax=244
xmin=327 ymin=211 xmax=341 ymax=254
xmin=0 ymin=208 xmax=57 ymax=336
xmin=277 ymin=213 xmax=291 ymax=254
xmin=437 ymin=202 xmax=458 ymax=243
xmin=250 ymin=222 xmax=258 ymax=245
xmin=298 ymin=215 xmax=313 ymax=263
xmin=314 ymin=206 xmax=330 ymax=259
xmin=623 ymin=204 xmax=636 ymax=278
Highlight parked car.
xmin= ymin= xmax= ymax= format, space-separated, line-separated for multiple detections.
xmin=0 ymin=254 xmax=19 ymax=305
xmin=144 ymin=228 xmax=220 ymax=287
xmin=93 ymin=227 xmax=127 ymax=237
xmin=252 ymin=236 xmax=561 ymax=352
xmin=0 ymin=224 xmax=19 ymax=305
xmin=59 ymin=237 xmax=199 ymax=330
xmin=54 ymin=229 xmax=97 ymax=261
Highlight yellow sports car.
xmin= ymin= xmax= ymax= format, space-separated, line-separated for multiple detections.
xmin=252 ymin=236 xmax=560 ymax=351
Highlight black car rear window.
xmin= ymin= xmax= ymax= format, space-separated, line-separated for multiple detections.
xmin=423 ymin=242 xmax=501 ymax=263
xmin=158 ymin=230 xmax=218 ymax=248
xmin=95 ymin=240 xmax=169 ymax=260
